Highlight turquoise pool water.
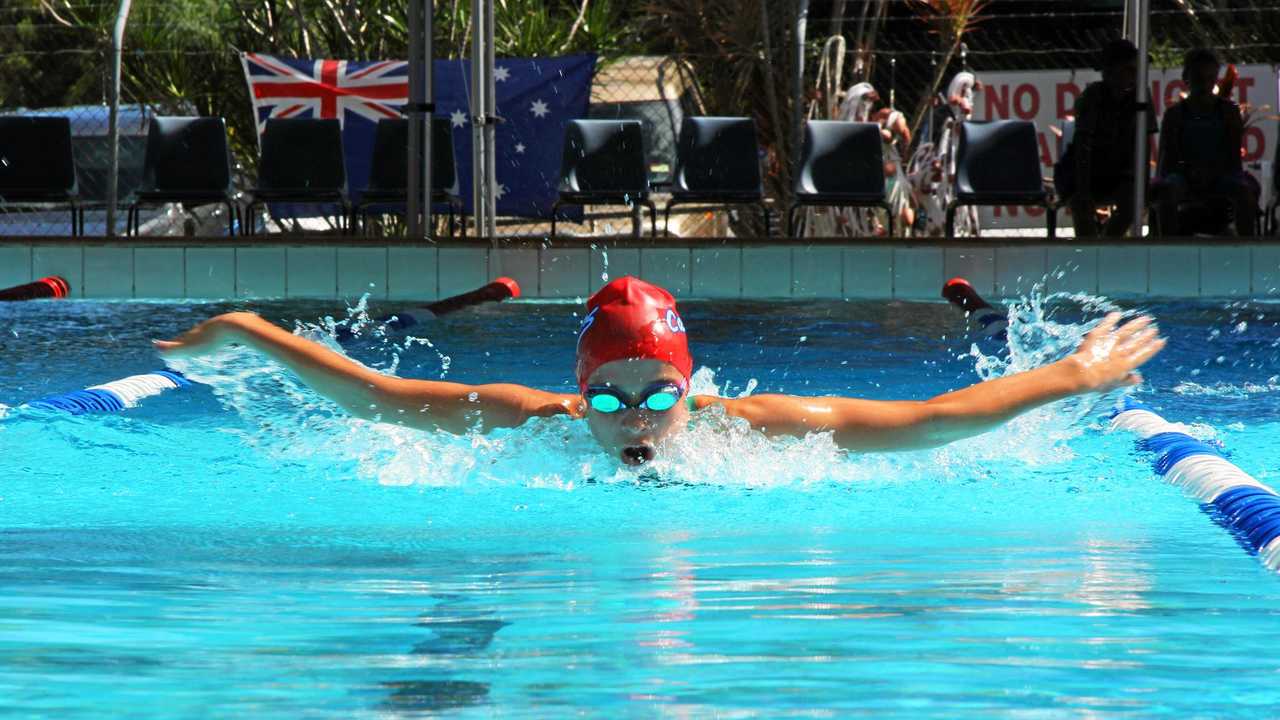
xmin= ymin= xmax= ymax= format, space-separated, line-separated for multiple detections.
xmin=3 ymin=295 xmax=1280 ymax=717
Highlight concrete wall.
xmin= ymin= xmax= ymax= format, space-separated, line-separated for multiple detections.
xmin=0 ymin=239 xmax=1274 ymax=301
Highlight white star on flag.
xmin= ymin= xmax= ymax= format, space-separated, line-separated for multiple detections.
xmin=494 ymin=66 xmax=510 ymax=82
xmin=530 ymin=99 xmax=549 ymax=118
xmin=450 ymin=109 xmax=467 ymax=128
xmin=495 ymin=183 xmax=508 ymax=200
xmin=514 ymin=142 xmax=526 ymax=154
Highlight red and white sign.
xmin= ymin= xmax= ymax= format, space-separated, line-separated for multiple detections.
xmin=972 ymin=65 xmax=1278 ymax=229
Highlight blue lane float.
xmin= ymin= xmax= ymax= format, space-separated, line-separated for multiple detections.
xmin=1111 ymin=396 xmax=1280 ymax=570
xmin=27 ymin=369 xmax=191 ymax=415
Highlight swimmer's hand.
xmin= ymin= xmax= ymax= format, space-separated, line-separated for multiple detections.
xmin=1062 ymin=312 xmax=1166 ymax=392
xmin=153 ymin=312 xmax=250 ymax=357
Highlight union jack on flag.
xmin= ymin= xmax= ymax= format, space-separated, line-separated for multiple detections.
xmin=241 ymin=51 xmax=596 ymax=219
xmin=240 ymin=53 xmax=409 ymax=131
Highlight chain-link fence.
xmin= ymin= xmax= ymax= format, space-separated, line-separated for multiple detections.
xmin=4 ymin=1 xmax=1280 ymax=238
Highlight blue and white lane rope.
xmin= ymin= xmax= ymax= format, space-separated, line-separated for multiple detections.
xmin=1111 ymin=396 xmax=1280 ymax=570
xmin=27 ymin=369 xmax=191 ymax=415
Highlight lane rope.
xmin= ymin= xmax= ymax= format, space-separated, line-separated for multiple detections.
xmin=27 ymin=369 xmax=191 ymax=415
xmin=1111 ymin=396 xmax=1280 ymax=570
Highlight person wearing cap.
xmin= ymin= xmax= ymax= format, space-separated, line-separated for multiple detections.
xmin=1058 ymin=38 xmax=1156 ymax=238
xmin=1155 ymin=47 xmax=1258 ymax=236
xmin=156 ymin=276 xmax=1164 ymax=468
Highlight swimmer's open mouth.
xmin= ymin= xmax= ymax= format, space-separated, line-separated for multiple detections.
xmin=621 ymin=445 xmax=655 ymax=466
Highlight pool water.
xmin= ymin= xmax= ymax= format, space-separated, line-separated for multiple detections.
xmin=4 ymin=294 xmax=1280 ymax=717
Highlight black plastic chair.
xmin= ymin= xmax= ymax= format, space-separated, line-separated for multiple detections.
xmin=355 ymin=117 xmax=464 ymax=238
xmin=246 ymin=118 xmax=349 ymax=235
xmin=788 ymin=120 xmax=891 ymax=237
xmin=947 ymin=119 xmax=1055 ymax=239
xmin=552 ymin=119 xmax=655 ymax=238
xmin=665 ymin=116 xmax=769 ymax=236
xmin=0 ymin=116 xmax=82 ymax=236
xmin=127 ymin=116 xmax=239 ymax=236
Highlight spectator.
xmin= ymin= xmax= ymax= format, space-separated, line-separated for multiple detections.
xmin=1061 ymin=39 xmax=1154 ymax=237
xmin=1155 ymin=47 xmax=1258 ymax=236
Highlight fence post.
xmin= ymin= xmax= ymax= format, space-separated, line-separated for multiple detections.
xmin=1132 ymin=0 xmax=1151 ymax=238
xmin=424 ymin=0 xmax=434 ymax=241
xmin=470 ymin=0 xmax=496 ymax=240
xmin=793 ymin=0 xmax=809 ymax=203
xmin=106 ymin=0 xmax=132 ymax=238
xmin=407 ymin=0 xmax=435 ymax=239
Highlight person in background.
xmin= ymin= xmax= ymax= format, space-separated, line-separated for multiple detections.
xmin=1155 ymin=47 xmax=1258 ymax=236
xmin=874 ymin=104 xmax=915 ymax=234
xmin=1062 ymin=39 xmax=1154 ymax=237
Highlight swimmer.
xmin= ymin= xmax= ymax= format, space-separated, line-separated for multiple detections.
xmin=156 ymin=276 xmax=1165 ymax=466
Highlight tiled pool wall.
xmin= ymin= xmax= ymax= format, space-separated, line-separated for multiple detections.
xmin=0 ymin=241 xmax=1276 ymax=301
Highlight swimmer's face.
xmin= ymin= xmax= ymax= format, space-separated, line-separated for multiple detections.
xmin=583 ymin=359 xmax=690 ymax=467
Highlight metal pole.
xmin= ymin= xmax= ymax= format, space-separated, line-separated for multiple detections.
xmin=483 ymin=0 xmax=497 ymax=239
xmin=470 ymin=0 xmax=488 ymax=238
xmin=407 ymin=0 xmax=423 ymax=238
xmin=1132 ymin=0 xmax=1150 ymax=238
xmin=793 ymin=0 xmax=809 ymax=186
xmin=423 ymin=0 xmax=434 ymax=239
xmin=106 ymin=0 xmax=132 ymax=237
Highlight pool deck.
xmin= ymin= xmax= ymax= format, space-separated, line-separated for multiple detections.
xmin=1 ymin=235 xmax=1278 ymax=301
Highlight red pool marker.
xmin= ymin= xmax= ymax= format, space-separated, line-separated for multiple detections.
xmin=0 ymin=275 xmax=70 ymax=302
xmin=941 ymin=276 xmax=993 ymax=313
xmin=426 ymin=276 xmax=521 ymax=316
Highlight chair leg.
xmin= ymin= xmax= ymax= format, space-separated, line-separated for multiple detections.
xmin=225 ymin=201 xmax=236 ymax=237
xmin=787 ymin=204 xmax=798 ymax=238
xmin=759 ymin=203 xmax=772 ymax=238
xmin=945 ymin=203 xmax=957 ymax=240
xmin=646 ymin=201 xmax=657 ymax=239
xmin=70 ymin=205 xmax=78 ymax=237
xmin=127 ymin=204 xmax=136 ymax=237
xmin=248 ymin=199 xmax=261 ymax=237
xmin=550 ymin=200 xmax=561 ymax=240
xmin=1045 ymin=202 xmax=1056 ymax=240
xmin=629 ymin=203 xmax=641 ymax=238
xmin=664 ymin=200 xmax=676 ymax=237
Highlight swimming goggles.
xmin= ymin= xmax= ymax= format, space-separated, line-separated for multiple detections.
xmin=584 ymin=381 xmax=686 ymax=414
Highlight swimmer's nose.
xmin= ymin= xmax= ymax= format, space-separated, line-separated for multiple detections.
xmin=621 ymin=445 xmax=655 ymax=466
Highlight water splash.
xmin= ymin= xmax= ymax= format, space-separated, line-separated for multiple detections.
xmin=151 ymin=287 xmax=1129 ymax=489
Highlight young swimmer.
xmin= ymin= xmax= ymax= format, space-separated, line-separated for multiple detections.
xmin=156 ymin=276 xmax=1165 ymax=466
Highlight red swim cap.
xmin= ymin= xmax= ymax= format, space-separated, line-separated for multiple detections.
xmin=575 ymin=276 xmax=692 ymax=392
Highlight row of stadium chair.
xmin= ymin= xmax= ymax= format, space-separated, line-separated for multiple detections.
xmin=0 ymin=115 xmax=464 ymax=237
xmin=554 ymin=115 xmax=1054 ymax=239
xmin=0 ymin=114 xmax=1054 ymax=238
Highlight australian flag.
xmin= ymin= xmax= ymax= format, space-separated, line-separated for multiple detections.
xmin=240 ymin=52 xmax=596 ymax=220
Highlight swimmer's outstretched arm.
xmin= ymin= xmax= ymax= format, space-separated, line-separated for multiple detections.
xmin=701 ymin=312 xmax=1164 ymax=452
xmin=155 ymin=312 xmax=577 ymax=433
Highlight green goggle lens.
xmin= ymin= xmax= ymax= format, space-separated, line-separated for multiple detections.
xmin=589 ymin=393 xmax=624 ymax=413
xmin=642 ymin=391 xmax=679 ymax=411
